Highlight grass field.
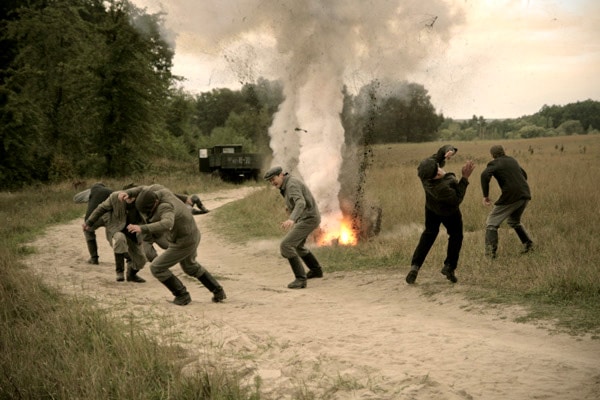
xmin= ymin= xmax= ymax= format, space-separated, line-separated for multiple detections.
xmin=216 ymin=135 xmax=600 ymax=336
xmin=1 ymin=135 xmax=598 ymax=399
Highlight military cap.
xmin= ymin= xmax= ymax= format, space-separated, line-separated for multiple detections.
xmin=263 ymin=166 xmax=283 ymax=180
xmin=417 ymin=158 xmax=438 ymax=180
xmin=135 ymin=189 xmax=158 ymax=214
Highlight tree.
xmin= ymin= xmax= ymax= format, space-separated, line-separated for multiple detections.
xmin=1 ymin=0 xmax=105 ymax=184
xmin=194 ymin=88 xmax=247 ymax=136
xmin=164 ymin=88 xmax=201 ymax=158
xmin=92 ymin=0 xmax=174 ymax=175
xmin=557 ymin=120 xmax=584 ymax=136
xmin=0 ymin=0 xmax=176 ymax=186
xmin=348 ymin=80 xmax=441 ymax=144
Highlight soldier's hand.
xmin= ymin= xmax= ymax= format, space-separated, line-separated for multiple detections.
xmin=461 ymin=160 xmax=475 ymax=178
xmin=118 ymin=192 xmax=129 ymax=202
xmin=127 ymin=224 xmax=142 ymax=234
xmin=483 ymin=197 xmax=493 ymax=206
xmin=281 ymin=220 xmax=294 ymax=230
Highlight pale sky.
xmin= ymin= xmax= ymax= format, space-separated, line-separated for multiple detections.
xmin=132 ymin=0 xmax=600 ymax=119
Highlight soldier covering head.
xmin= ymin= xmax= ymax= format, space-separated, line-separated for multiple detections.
xmin=135 ymin=189 xmax=158 ymax=215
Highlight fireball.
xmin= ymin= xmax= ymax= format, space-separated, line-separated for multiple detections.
xmin=317 ymin=217 xmax=358 ymax=246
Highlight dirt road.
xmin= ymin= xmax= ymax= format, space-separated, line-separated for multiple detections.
xmin=27 ymin=187 xmax=600 ymax=399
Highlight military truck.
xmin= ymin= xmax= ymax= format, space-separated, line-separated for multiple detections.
xmin=198 ymin=144 xmax=264 ymax=181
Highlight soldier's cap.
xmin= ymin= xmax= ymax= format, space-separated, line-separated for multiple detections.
xmin=417 ymin=158 xmax=438 ymax=180
xmin=135 ymin=189 xmax=158 ymax=214
xmin=263 ymin=166 xmax=283 ymax=180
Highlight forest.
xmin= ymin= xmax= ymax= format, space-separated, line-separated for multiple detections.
xmin=1 ymin=0 xmax=598 ymax=189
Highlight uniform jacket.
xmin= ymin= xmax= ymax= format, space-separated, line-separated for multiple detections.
xmin=126 ymin=185 xmax=199 ymax=246
xmin=421 ymin=172 xmax=469 ymax=217
xmin=480 ymin=155 xmax=531 ymax=205
xmin=85 ymin=191 xmax=141 ymax=245
xmin=280 ymin=174 xmax=320 ymax=223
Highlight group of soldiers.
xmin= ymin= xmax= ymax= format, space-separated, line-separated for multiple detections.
xmin=75 ymin=183 xmax=225 ymax=305
xmin=74 ymin=143 xmax=533 ymax=305
xmin=406 ymin=144 xmax=534 ymax=284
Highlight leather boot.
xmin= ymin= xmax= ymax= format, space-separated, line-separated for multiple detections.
xmin=485 ymin=228 xmax=498 ymax=259
xmin=287 ymin=257 xmax=307 ymax=289
xmin=115 ymin=253 xmax=126 ymax=282
xmin=86 ymin=239 xmax=99 ymax=264
xmin=406 ymin=265 xmax=419 ymax=284
xmin=198 ymin=271 xmax=226 ymax=302
xmin=161 ymin=275 xmax=191 ymax=305
xmin=514 ymin=226 xmax=533 ymax=253
xmin=301 ymin=252 xmax=323 ymax=279
xmin=191 ymin=195 xmax=209 ymax=214
xmin=441 ymin=264 xmax=458 ymax=283
xmin=126 ymin=266 xmax=146 ymax=283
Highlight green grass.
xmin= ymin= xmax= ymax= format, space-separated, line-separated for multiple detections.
xmin=0 ymin=173 xmax=261 ymax=399
xmin=213 ymin=135 xmax=600 ymax=337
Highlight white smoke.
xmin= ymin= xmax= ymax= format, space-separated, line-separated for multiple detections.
xmin=132 ymin=0 xmax=465 ymax=235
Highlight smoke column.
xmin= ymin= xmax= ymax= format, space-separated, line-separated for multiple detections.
xmin=135 ymin=0 xmax=465 ymax=234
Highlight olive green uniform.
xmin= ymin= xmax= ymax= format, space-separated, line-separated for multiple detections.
xmin=125 ymin=185 xmax=206 ymax=281
xmin=85 ymin=191 xmax=145 ymax=270
xmin=279 ymin=174 xmax=321 ymax=259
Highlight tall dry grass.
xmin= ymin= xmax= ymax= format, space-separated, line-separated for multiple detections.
xmin=216 ymin=135 xmax=600 ymax=335
xmin=0 ymin=176 xmax=261 ymax=399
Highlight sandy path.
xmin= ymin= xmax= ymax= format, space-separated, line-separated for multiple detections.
xmin=27 ymin=187 xmax=600 ymax=399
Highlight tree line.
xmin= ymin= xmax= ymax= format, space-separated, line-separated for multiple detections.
xmin=1 ymin=0 xmax=597 ymax=189
xmin=439 ymin=99 xmax=600 ymax=142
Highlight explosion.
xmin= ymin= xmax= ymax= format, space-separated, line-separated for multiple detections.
xmin=316 ymin=217 xmax=359 ymax=247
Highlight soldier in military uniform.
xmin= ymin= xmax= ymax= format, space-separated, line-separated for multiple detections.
xmin=121 ymin=185 xmax=225 ymax=306
xmin=74 ymin=182 xmax=113 ymax=265
xmin=264 ymin=166 xmax=324 ymax=289
xmin=83 ymin=187 xmax=146 ymax=283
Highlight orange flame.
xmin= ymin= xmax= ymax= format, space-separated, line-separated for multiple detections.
xmin=317 ymin=218 xmax=358 ymax=246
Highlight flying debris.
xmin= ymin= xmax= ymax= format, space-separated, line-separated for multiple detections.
xmin=424 ymin=15 xmax=437 ymax=29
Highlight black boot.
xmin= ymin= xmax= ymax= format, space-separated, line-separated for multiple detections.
xmin=287 ymin=257 xmax=307 ymax=289
xmin=161 ymin=275 xmax=191 ymax=305
xmin=86 ymin=239 xmax=99 ymax=264
xmin=514 ymin=226 xmax=533 ymax=253
xmin=115 ymin=253 xmax=126 ymax=282
xmin=191 ymin=195 xmax=209 ymax=214
xmin=301 ymin=252 xmax=323 ymax=279
xmin=485 ymin=228 xmax=498 ymax=259
xmin=406 ymin=265 xmax=419 ymax=284
xmin=126 ymin=266 xmax=146 ymax=283
xmin=441 ymin=264 xmax=458 ymax=283
xmin=198 ymin=271 xmax=226 ymax=302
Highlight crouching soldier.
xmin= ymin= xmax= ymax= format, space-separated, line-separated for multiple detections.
xmin=83 ymin=188 xmax=146 ymax=283
xmin=120 ymin=185 xmax=226 ymax=305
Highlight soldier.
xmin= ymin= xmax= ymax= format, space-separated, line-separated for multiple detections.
xmin=142 ymin=192 xmax=209 ymax=262
xmin=406 ymin=154 xmax=475 ymax=284
xmin=121 ymin=185 xmax=225 ymax=306
xmin=74 ymin=182 xmax=113 ymax=265
xmin=83 ymin=188 xmax=146 ymax=283
xmin=481 ymin=145 xmax=533 ymax=258
xmin=264 ymin=166 xmax=324 ymax=289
